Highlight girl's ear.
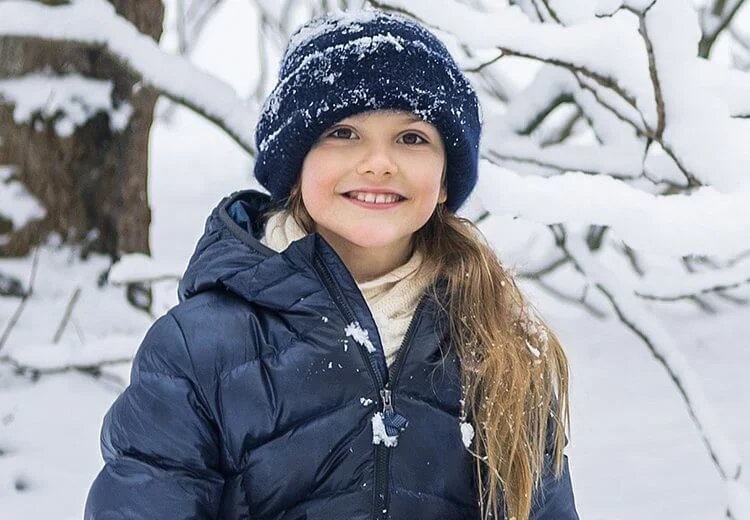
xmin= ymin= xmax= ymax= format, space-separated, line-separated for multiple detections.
xmin=438 ymin=186 xmax=448 ymax=204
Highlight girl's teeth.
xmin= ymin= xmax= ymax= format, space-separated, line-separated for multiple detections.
xmin=350 ymin=192 xmax=401 ymax=204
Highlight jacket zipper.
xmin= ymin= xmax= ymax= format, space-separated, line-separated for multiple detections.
xmin=313 ymin=254 xmax=430 ymax=520
xmin=372 ymin=294 xmax=428 ymax=520
xmin=314 ymin=255 xmax=385 ymax=391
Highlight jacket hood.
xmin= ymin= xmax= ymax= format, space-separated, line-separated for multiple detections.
xmin=178 ymin=190 xmax=326 ymax=310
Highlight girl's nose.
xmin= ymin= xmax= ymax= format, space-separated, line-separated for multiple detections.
xmin=355 ymin=144 xmax=399 ymax=176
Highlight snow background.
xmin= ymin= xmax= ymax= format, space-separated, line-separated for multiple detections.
xmin=1 ymin=0 xmax=749 ymax=518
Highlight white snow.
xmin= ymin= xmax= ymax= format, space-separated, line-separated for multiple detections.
xmin=360 ymin=397 xmax=373 ymax=406
xmin=284 ymin=9 xmax=380 ymax=61
xmin=460 ymin=421 xmax=475 ymax=449
xmin=344 ymin=322 xmax=376 ymax=353
xmin=108 ymin=253 xmax=182 ymax=286
xmin=729 ymin=481 xmax=750 ymax=519
xmin=0 ymin=73 xmax=133 ymax=137
xmin=477 ymin=160 xmax=750 ymax=259
xmin=371 ymin=412 xmax=399 ymax=447
xmin=1 ymin=1 xmax=750 ymax=519
xmin=0 ymin=166 xmax=46 ymax=233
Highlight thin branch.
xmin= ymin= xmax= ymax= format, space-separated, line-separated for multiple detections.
xmin=638 ymin=12 xmax=666 ymax=140
xmin=484 ymin=148 xmax=639 ymax=181
xmin=522 ymin=255 xmax=571 ymax=278
xmin=52 ymin=287 xmax=82 ymax=344
xmin=0 ymin=354 xmax=130 ymax=386
xmin=570 ymin=73 xmax=647 ymax=136
xmin=636 ymin=272 xmax=750 ymax=302
xmin=463 ymin=51 xmax=505 ymax=73
xmin=699 ymin=0 xmax=747 ymax=58
xmin=0 ymin=247 xmax=40 ymax=353
xmin=539 ymin=108 xmax=582 ymax=147
xmin=537 ymin=0 xmax=562 ymax=24
xmin=526 ymin=274 xmax=609 ymax=318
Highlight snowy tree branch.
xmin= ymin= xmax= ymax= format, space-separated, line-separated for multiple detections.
xmin=477 ymin=161 xmax=750 ymax=258
xmin=634 ymin=262 xmax=750 ymax=302
xmin=698 ymin=0 xmax=747 ymax=58
xmin=561 ymin=231 xmax=744 ymax=498
xmin=0 ymin=0 xmax=258 ymax=155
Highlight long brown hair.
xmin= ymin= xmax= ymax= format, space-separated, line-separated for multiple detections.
xmin=282 ymin=186 xmax=571 ymax=520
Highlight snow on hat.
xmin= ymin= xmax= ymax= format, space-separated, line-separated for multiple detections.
xmin=253 ymin=9 xmax=482 ymax=213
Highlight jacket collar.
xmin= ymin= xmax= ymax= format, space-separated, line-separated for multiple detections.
xmin=179 ymin=189 xmax=342 ymax=311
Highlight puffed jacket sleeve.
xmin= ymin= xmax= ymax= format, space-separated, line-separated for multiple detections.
xmin=84 ymin=313 xmax=225 ymax=519
xmin=530 ymin=454 xmax=579 ymax=520
xmin=530 ymin=409 xmax=580 ymax=520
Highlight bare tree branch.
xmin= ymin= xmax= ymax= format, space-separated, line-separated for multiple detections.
xmin=52 ymin=287 xmax=82 ymax=344
xmin=699 ymin=0 xmax=747 ymax=58
xmin=0 ymin=354 xmax=130 ymax=387
xmin=0 ymin=247 xmax=39 ymax=353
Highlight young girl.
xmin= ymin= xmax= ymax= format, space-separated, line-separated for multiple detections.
xmin=86 ymin=9 xmax=579 ymax=520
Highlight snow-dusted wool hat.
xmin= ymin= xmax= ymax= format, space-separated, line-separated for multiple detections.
xmin=253 ymin=9 xmax=482 ymax=213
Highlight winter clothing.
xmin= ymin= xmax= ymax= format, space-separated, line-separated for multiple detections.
xmin=253 ymin=9 xmax=482 ymax=213
xmin=85 ymin=190 xmax=579 ymax=520
xmin=261 ymin=210 xmax=431 ymax=366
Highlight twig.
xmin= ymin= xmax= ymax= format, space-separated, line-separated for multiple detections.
xmin=463 ymin=51 xmax=504 ymax=73
xmin=522 ymin=255 xmax=571 ymax=278
xmin=698 ymin=0 xmax=747 ymax=58
xmin=528 ymin=276 xmax=609 ymax=319
xmin=636 ymin=274 xmax=750 ymax=302
xmin=484 ymin=148 xmax=639 ymax=181
xmin=52 ymin=287 xmax=82 ymax=344
xmin=638 ymin=11 xmax=666 ymax=140
xmin=0 ymin=354 xmax=131 ymax=387
xmin=0 ymin=248 xmax=40 ymax=353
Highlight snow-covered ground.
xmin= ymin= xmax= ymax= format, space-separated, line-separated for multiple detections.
xmin=1 ymin=1 xmax=749 ymax=518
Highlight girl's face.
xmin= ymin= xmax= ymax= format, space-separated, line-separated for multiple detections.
xmin=300 ymin=110 xmax=447 ymax=262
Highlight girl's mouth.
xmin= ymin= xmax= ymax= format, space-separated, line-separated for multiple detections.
xmin=344 ymin=191 xmax=406 ymax=205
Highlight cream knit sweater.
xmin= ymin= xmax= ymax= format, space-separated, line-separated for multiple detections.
xmin=260 ymin=211 xmax=431 ymax=366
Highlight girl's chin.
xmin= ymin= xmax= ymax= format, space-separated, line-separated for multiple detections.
xmin=340 ymin=235 xmax=404 ymax=250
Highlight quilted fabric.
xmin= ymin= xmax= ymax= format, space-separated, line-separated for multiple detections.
xmin=85 ymin=190 xmax=578 ymax=520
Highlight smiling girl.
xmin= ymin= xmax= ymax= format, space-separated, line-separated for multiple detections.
xmin=86 ymin=9 xmax=579 ymax=520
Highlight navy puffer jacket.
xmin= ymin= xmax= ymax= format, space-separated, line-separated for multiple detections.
xmin=85 ymin=190 xmax=579 ymax=519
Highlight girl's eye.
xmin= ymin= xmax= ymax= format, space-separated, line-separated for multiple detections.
xmin=399 ymin=132 xmax=427 ymax=145
xmin=328 ymin=127 xmax=356 ymax=140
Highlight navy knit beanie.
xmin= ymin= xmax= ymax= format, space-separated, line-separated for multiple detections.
xmin=253 ymin=9 xmax=482 ymax=213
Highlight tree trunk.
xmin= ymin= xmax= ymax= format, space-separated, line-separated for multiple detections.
xmin=0 ymin=0 xmax=164 ymax=259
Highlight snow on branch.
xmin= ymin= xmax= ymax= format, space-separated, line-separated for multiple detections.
xmin=0 ymin=72 xmax=133 ymax=137
xmin=477 ymin=160 xmax=750 ymax=259
xmin=634 ymin=260 xmax=750 ymax=301
xmin=563 ymin=232 xmax=745 ymax=510
xmin=640 ymin=1 xmax=750 ymax=191
xmin=0 ymin=0 xmax=257 ymax=155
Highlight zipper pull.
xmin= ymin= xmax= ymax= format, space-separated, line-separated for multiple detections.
xmin=380 ymin=388 xmax=394 ymax=415
xmin=377 ymin=387 xmax=407 ymax=441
